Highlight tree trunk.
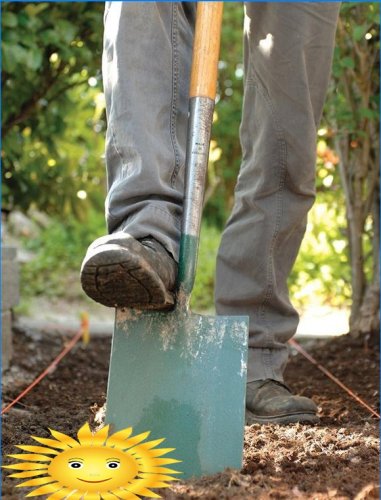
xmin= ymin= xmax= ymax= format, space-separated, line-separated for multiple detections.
xmin=329 ymin=5 xmax=380 ymax=336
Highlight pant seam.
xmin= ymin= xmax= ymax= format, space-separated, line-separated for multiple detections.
xmin=247 ymin=76 xmax=288 ymax=350
xmin=262 ymin=348 xmax=274 ymax=380
xmin=170 ymin=3 xmax=181 ymax=187
xmin=109 ymin=123 xmax=129 ymax=175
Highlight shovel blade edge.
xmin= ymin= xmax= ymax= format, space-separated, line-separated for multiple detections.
xmin=105 ymin=308 xmax=249 ymax=479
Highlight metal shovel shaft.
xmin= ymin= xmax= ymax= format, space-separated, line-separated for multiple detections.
xmin=177 ymin=96 xmax=215 ymax=296
xmin=177 ymin=3 xmax=223 ymax=298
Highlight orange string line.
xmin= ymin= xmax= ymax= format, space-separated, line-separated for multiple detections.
xmin=2 ymin=326 xmax=85 ymax=416
xmin=3 ymin=323 xmax=378 ymax=420
xmin=289 ymin=338 xmax=380 ymax=419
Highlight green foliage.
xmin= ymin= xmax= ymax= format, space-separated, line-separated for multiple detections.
xmin=191 ymin=224 xmax=221 ymax=312
xmin=322 ymin=2 xmax=380 ymax=322
xmin=290 ymin=200 xmax=351 ymax=309
xmin=2 ymin=2 xmax=106 ymax=218
xmin=325 ymin=3 xmax=379 ymax=139
xmin=20 ymin=210 xmax=106 ymax=299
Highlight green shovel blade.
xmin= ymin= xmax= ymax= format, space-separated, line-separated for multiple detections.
xmin=105 ymin=308 xmax=248 ymax=479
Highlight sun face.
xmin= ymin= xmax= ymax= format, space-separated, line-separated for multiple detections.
xmin=48 ymin=446 xmax=140 ymax=492
xmin=4 ymin=423 xmax=181 ymax=499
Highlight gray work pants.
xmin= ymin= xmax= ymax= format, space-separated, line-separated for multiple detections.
xmin=103 ymin=2 xmax=340 ymax=382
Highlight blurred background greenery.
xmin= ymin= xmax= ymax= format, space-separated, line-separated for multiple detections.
xmin=2 ymin=3 xmax=379 ymax=334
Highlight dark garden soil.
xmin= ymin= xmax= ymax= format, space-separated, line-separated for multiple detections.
xmin=2 ymin=325 xmax=379 ymax=499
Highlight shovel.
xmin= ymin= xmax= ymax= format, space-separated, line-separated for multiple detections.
xmin=105 ymin=2 xmax=249 ymax=479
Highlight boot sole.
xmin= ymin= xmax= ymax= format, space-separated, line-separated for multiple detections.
xmin=245 ymin=409 xmax=319 ymax=425
xmin=80 ymin=243 xmax=175 ymax=309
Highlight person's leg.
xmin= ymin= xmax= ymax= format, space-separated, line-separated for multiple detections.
xmin=103 ymin=1 xmax=195 ymax=261
xmin=81 ymin=2 xmax=195 ymax=308
xmin=215 ymin=3 xmax=340 ymax=421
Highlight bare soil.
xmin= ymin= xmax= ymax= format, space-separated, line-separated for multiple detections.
xmin=2 ymin=326 xmax=379 ymax=499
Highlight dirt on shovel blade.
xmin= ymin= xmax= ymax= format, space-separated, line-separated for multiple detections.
xmin=2 ymin=326 xmax=379 ymax=499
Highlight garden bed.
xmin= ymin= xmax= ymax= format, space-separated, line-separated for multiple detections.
xmin=2 ymin=326 xmax=379 ymax=499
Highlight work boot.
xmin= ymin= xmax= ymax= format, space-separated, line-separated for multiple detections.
xmin=246 ymin=379 xmax=319 ymax=425
xmin=80 ymin=233 xmax=177 ymax=309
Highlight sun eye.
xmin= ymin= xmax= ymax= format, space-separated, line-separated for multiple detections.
xmin=69 ymin=462 xmax=83 ymax=469
xmin=107 ymin=461 xmax=120 ymax=469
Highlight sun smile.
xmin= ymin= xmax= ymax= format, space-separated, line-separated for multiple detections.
xmin=77 ymin=477 xmax=112 ymax=483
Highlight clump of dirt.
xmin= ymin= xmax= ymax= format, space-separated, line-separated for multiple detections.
xmin=2 ymin=327 xmax=379 ymax=499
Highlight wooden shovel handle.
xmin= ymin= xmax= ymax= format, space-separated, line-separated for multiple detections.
xmin=189 ymin=2 xmax=224 ymax=100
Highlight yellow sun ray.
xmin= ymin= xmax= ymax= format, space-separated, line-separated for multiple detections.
xmin=16 ymin=445 xmax=59 ymax=455
xmin=55 ymin=488 xmax=83 ymax=500
xmin=46 ymin=489 xmax=72 ymax=500
xmin=7 ymin=470 xmax=49 ymax=479
xmin=64 ymin=490 xmax=83 ymax=500
xmin=148 ymin=481 xmax=173 ymax=488
xmin=138 ymin=466 xmax=181 ymax=475
xmin=83 ymin=492 xmax=101 ymax=499
xmin=8 ymin=453 xmax=53 ymax=462
xmin=124 ymin=484 xmax=162 ymax=498
xmin=114 ymin=488 xmax=150 ymax=500
xmin=16 ymin=476 xmax=56 ymax=488
xmin=134 ymin=458 xmax=179 ymax=477
xmin=47 ymin=486 xmax=77 ymax=499
xmin=128 ymin=454 xmax=181 ymax=469
xmin=3 ymin=462 xmax=48 ymax=471
xmin=140 ymin=447 xmax=176 ymax=458
xmin=91 ymin=424 xmax=110 ymax=445
xmin=49 ymin=429 xmax=79 ymax=448
xmin=77 ymin=422 xmax=95 ymax=446
xmin=76 ymin=423 xmax=110 ymax=447
xmin=25 ymin=482 xmax=62 ymax=497
xmin=133 ymin=446 xmax=180 ymax=463
xmin=147 ymin=457 xmax=181 ymax=466
xmin=138 ymin=473 xmax=180 ymax=482
xmin=127 ymin=438 xmax=166 ymax=455
xmin=133 ymin=446 xmax=178 ymax=463
xmin=99 ymin=491 xmax=120 ymax=500
xmin=116 ymin=431 xmax=151 ymax=450
xmin=105 ymin=427 xmax=133 ymax=448
xmin=68 ymin=491 xmax=83 ymax=500
xmin=31 ymin=436 xmax=71 ymax=450
xmin=135 ymin=475 xmax=173 ymax=490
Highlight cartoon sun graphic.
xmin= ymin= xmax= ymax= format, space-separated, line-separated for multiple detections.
xmin=4 ymin=423 xmax=181 ymax=499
